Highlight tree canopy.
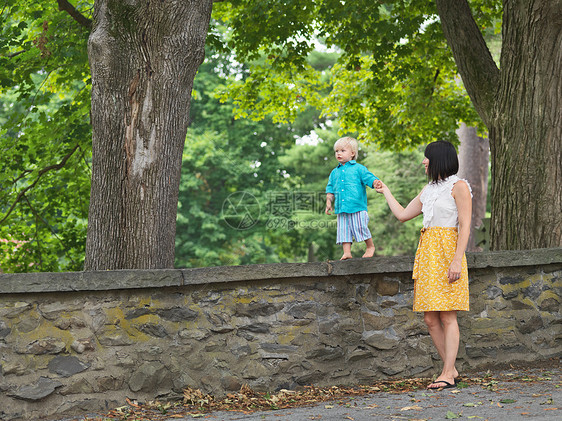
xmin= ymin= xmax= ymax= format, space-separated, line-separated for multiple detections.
xmin=211 ymin=0 xmax=501 ymax=149
xmin=1 ymin=0 xmax=559 ymax=271
xmin=0 ymin=0 xmax=91 ymax=271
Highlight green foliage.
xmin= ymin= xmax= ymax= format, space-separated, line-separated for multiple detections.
xmin=175 ymin=51 xmax=315 ymax=268
xmin=212 ymin=0 xmax=502 ymax=150
xmin=0 ymin=1 xmax=92 ymax=272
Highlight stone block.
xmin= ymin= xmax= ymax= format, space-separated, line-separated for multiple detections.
xmin=470 ymin=317 xmax=515 ymax=334
xmin=9 ymin=376 xmax=62 ymax=401
xmin=305 ymin=346 xmax=345 ymax=362
xmin=221 ymin=375 xmax=242 ymax=391
xmin=1 ymin=361 xmax=27 ymax=376
xmin=486 ymin=286 xmax=503 ymax=299
xmin=376 ymin=278 xmax=400 ymax=296
xmin=347 ymin=346 xmax=376 ymax=362
xmin=363 ymin=329 xmax=400 ymax=350
xmin=362 ymin=312 xmax=393 ymax=331
xmin=26 ymin=338 xmax=67 ymax=355
xmin=96 ymin=375 xmax=124 ymax=392
xmin=241 ymin=361 xmax=270 ymax=380
xmin=128 ymin=361 xmax=171 ymax=393
xmin=517 ymin=315 xmax=544 ymax=334
xmin=157 ymin=307 xmax=198 ymax=322
xmin=539 ymin=297 xmax=560 ymax=312
xmin=235 ymin=301 xmax=284 ymax=317
xmin=511 ymin=299 xmax=534 ymax=310
xmin=138 ymin=323 xmax=169 ymax=338
xmin=284 ymin=301 xmax=318 ymax=319
xmin=294 ymin=370 xmax=324 ymax=385
xmin=96 ymin=325 xmax=134 ymax=346
xmin=48 ymin=356 xmax=90 ymax=378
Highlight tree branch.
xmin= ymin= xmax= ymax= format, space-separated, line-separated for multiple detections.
xmin=0 ymin=145 xmax=80 ymax=225
xmin=435 ymin=0 xmax=499 ymax=127
xmin=57 ymin=0 xmax=92 ymax=30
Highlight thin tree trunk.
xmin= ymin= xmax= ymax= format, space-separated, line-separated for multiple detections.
xmin=457 ymin=123 xmax=489 ymax=252
xmin=85 ymin=0 xmax=213 ymax=270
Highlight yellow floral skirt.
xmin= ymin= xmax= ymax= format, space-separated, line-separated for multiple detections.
xmin=412 ymin=227 xmax=469 ymax=312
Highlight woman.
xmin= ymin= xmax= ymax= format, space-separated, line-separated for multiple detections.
xmin=374 ymin=140 xmax=472 ymax=390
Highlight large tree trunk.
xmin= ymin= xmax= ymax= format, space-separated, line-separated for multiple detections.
xmin=436 ymin=0 xmax=562 ymax=250
xmin=85 ymin=0 xmax=213 ymax=270
xmin=457 ymin=123 xmax=489 ymax=252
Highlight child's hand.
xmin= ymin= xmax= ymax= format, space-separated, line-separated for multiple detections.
xmin=325 ymin=194 xmax=334 ymax=214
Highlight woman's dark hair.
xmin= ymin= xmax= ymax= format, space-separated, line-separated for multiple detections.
xmin=424 ymin=140 xmax=459 ymax=183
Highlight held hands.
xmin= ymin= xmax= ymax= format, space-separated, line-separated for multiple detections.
xmin=374 ymin=179 xmax=387 ymax=193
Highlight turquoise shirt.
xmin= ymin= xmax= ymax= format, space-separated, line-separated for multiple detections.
xmin=326 ymin=161 xmax=378 ymax=214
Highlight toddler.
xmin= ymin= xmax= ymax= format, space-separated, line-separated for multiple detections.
xmin=325 ymin=137 xmax=379 ymax=260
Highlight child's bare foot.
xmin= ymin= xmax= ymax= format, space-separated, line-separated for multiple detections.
xmin=340 ymin=253 xmax=353 ymax=260
xmin=362 ymin=246 xmax=375 ymax=258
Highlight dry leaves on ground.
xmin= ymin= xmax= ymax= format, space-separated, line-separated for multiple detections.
xmin=79 ymin=369 xmax=558 ymax=421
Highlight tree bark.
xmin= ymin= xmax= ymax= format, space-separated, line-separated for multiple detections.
xmin=437 ymin=0 xmax=562 ymax=250
xmin=457 ymin=123 xmax=489 ymax=251
xmin=85 ymin=0 xmax=213 ymax=270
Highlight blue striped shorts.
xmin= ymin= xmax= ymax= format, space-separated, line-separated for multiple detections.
xmin=336 ymin=211 xmax=372 ymax=244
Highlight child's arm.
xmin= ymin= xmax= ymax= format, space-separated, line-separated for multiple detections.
xmin=374 ymin=180 xmax=422 ymax=222
xmin=359 ymin=165 xmax=379 ymax=188
xmin=325 ymin=193 xmax=335 ymax=214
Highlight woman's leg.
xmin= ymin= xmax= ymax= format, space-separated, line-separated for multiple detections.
xmin=425 ymin=311 xmax=459 ymax=388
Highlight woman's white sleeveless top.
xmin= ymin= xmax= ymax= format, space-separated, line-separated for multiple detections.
xmin=420 ymin=175 xmax=472 ymax=228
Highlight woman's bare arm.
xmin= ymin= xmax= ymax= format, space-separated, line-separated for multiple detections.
xmin=375 ymin=180 xmax=423 ymax=222
xmin=448 ymin=180 xmax=472 ymax=282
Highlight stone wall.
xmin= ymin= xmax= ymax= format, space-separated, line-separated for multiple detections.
xmin=0 ymin=248 xmax=561 ymax=421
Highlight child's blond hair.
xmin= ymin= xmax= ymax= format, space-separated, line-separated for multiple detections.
xmin=333 ymin=136 xmax=359 ymax=160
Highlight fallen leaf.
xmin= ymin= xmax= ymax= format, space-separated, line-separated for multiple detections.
xmin=500 ymin=399 xmax=516 ymax=404
xmin=400 ymin=405 xmax=423 ymax=411
xmin=324 ymin=405 xmax=334 ymax=409
xmin=445 ymin=411 xmax=461 ymax=419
